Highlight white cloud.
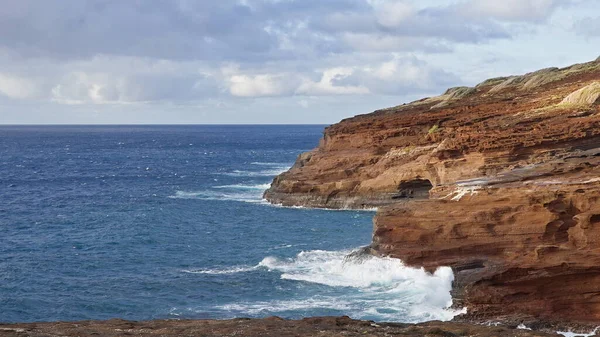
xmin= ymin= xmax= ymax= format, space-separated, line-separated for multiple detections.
xmin=369 ymin=0 xmax=415 ymax=28
xmin=456 ymin=0 xmax=562 ymax=22
xmin=342 ymin=33 xmax=450 ymax=53
xmin=297 ymin=68 xmax=370 ymax=96
xmin=0 ymin=0 xmax=597 ymax=124
xmin=228 ymin=74 xmax=297 ymax=97
xmin=0 ymin=55 xmax=220 ymax=105
xmin=0 ymin=74 xmax=40 ymax=99
xmin=51 ymin=72 xmax=122 ymax=105
xmin=337 ymin=57 xmax=459 ymax=95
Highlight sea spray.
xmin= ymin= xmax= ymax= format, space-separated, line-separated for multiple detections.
xmin=215 ymin=248 xmax=464 ymax=322
xmin=169 ymin=187 xmax=269 ymax=203
xmin=212 ymin=184 xmax=272 ymax=190
xmin=222 ymin=168 xmax=290 ymax=177
xmin=557 ymin=327 xmax=600 ymax=337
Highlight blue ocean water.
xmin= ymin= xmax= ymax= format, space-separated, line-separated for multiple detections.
xmin=0 ymin=125 xmax=457 ymax=324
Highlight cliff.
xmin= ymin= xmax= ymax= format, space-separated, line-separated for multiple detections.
xmin=264 ymin=58 xmax=600 ymax=323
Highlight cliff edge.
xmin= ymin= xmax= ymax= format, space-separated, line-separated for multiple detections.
xmin=264 ymin=58 xmax=600 ymax=323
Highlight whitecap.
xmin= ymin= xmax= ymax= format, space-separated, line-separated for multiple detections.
xmin=222 ymin=168 xmax=289 ymax=177
xmin=250 ymin=162 xmax=291 ymax=166
xmin=168 ymin=190 xmax=268 ymax=204
xmin=182 ymin=265 xmax=258 ymax=275
xmin=217 ymin=298 xmax=353 ymax=314
xmin=270 ymin=244 xmax=294 ymax=250
xmin=212 ymin=183 xmax=271 ymax=190
xmin=217 ymin=248 xmax=463 ymax=322
xmin=557 ymin=327 xmax=600 ymax=337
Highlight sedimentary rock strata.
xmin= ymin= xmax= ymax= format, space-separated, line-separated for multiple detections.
xmin=264 ymin=58 xmax=600 ymax=323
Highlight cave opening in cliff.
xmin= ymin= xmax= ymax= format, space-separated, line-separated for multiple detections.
xmin=392 ymin=179 xmax=433 ymax=200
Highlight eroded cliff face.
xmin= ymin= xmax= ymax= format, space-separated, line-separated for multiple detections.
xmin=264 ymin=58 xmax=600 ymax=323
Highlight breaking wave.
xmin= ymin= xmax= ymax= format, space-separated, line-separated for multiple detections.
xmin=168 ymin=190 xmax=267 ymax=203
xmin=182 ymin=266 xmax=259 ymax=275
xmin=205 ymin=249 xmax=464 ymax=322
xmin=221 ymin=168 xmax=289 ymax=177
xmin=250 ymin=162 xmax=289 ymax=166
xmin=220 ymin=162 xmax=291 ymax=177
xmin=212 ymin=183 xmax=271 ymax=190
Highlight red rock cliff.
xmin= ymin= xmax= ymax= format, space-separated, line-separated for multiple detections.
xmin=264 ymin=58 xmax=600 ymax=323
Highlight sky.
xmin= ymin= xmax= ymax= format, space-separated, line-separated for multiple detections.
xmin=0 ymin=0 xmax=599 ymax=124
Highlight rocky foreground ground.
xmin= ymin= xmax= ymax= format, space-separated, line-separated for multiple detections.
xmin=265 ymin=57 xmax=600 ymax=323
xmin=0 ymin=316 xmax=568 ymax=337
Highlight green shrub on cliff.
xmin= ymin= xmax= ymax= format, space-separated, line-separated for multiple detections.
xmin=428 ymin=125 xmax=440 ymax=134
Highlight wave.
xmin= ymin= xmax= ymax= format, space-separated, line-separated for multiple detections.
xmin=171 ymin=189 xmax=379 ymax=212
xmin=182 ymin=265 xmax=258 ymax=275
xmin=250 ymin=162 xmax=290 ymax=166
xmin=168 ymin=190 xmax=267 ymax=203
xmin=218 ymin=162 xmax=291 ymax=178
xmin=221 ymin=168 xmax=289 ymax=177
xmin=213 ymin=183 xmax=271 ymax=190
xmin=212 ymin=248 xmax=464 ymax=323
xmin=218 ymin=297 xmax=353 ymax=314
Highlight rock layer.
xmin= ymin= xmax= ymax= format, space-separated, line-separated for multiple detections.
xmin=264 ymin=58 xmax=600 ymax=323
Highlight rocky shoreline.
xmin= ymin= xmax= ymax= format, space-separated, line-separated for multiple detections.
xmin=265 ymin=58 xmax=600 ymax=325
xmin=0 ymin=316 xmax=575 ymax=337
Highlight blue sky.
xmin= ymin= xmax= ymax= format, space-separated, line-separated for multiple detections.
xmin=0 ymin=0 xmax=598 ymax=124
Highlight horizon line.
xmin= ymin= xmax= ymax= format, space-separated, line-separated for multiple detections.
xmin=0 ymin=123 xmax=331 ymax=126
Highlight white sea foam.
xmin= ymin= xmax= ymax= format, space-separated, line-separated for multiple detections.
xmin=213 ymin=183 xmax=271 ymax=190
xmin=213 ymin=249 xmax=463 ymax=322
xmin=250 ymin=162 xmax=290 ymax=166
xmin=557 ymin=327 xmax=600 ymax=337
xmin=171 ymin=186 xmax=377 ymax=210
xmin=168 ymin=190 xmax=268 ymax=203
xmin=517 ymin=324 xmax=532 ymax=330
xmin=218 ymin=298 xmax=354 ymax=313
xmin=182 ymin=265 xmax=258 ymax=275
xmin=222 ymin=168 xmax=289 ymax=177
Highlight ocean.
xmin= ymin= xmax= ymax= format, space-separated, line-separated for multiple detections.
xmin=0 ymin=125 xmax=457 ymax=323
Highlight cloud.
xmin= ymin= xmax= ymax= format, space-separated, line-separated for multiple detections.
xmin=228 ymin=73 xmax=299 ymax=97
xmin=219 ymin=54 xmax=456 ymax=98
xmin=0 ymin=73 xmax=41 ymax=99
xmin=334 ymin=57 xmax=460 ymax=95
xmin=573 ymin=16 xmax=600 ymax=37
xmin=453 ymin=0 xmax=564 ymax=22
xmin=0 ymin=55 xmax=220 ymax=105
xmin=369 ymin=0 xmax=415 ymax=28
xmin=0 ymin=1 xmax=278 ymax=61
xmin=0 ymin=0 xmax=540 ymax=63
xmin=341 ymin=34 xmax=452 ymax=53
xmin=297 ymin=68 xmax=371 ymax=96
xmin=0 ymin=0 xmax=587 ymax=115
